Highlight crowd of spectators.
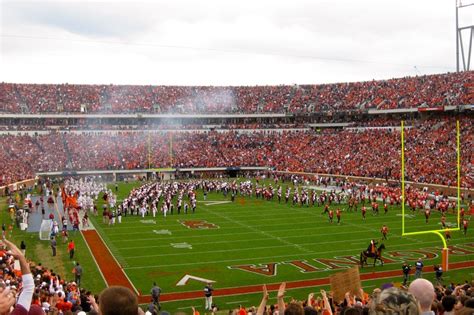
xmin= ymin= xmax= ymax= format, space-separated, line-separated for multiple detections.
xmin=0 ymin=237 xmax=143 ymax=315
xmin=0 ymin=235 xmax=99 ymax=315
xmin=231 ymin=278 xmax=474 ymax=315
xmin=2 ymin=236 xmax=473 ymax=315
xmin=1 ymin=236 xmax=474 ymax=315
xmin=0 ymin=117 xmax=472 ymax=188
xmin=1 ymin=72 xmax=472 ymax=114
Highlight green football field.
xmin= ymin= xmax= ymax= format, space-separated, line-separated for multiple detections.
xmin=89 ymin=181 xmax=474 ymax=312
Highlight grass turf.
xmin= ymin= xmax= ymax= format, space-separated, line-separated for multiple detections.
xmin=88 ymin=180 xmax=473 ymax=313
xmin=2 ymin=181 xmax=471 ymax=314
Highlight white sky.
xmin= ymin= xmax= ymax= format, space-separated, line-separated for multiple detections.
xmin=0 ymin=0 xmax=473 ymax=86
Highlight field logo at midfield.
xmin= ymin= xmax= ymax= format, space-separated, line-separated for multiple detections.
xmin=179 ymin=220 xmax=219 ymax=229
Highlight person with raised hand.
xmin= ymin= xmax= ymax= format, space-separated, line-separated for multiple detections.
xmin=256 ymin=284 xmax=269 ymax=315
xmin=1 ymin=238 xmax=34 ymax=315
xmin=277 ymin=282 xmax=286 ymax=314
xmin=321 ymin=289 xmax=333 ymax=315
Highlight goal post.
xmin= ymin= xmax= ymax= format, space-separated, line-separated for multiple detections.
xmin=400 ymin=120 xmax=461 ymax=272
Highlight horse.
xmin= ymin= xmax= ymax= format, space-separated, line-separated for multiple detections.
xmin=360 ymin=243 xmax=386 ymax=267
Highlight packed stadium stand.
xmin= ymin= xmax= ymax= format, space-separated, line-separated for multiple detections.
xmin=1 ymin=72 xmax=473 ymax=114
xmin=0 ymin=117 xmax=472 ymax=187
xmin=0 ymin=72 xmax=473 ymax=315
xmin=0 ymin=72 xmax=473 ymax=188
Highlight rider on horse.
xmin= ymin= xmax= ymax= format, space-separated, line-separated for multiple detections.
xmin=366 ymin=239 xmax=378 ymax=256
xmin=361 ymin=240 xmax=385 ymax=267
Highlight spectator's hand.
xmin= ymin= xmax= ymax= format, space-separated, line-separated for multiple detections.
xmin=0 ymin=287 xmax=15 ymax=313
xmin=86 ymin=294 xmax=95 ymax=304
xmin=1 ymin=239 xmax=23 ymax=260
xmin=277 ymin=282 xmax=286 ymax=299
xmin=262 ymin=284 xmax=269 ymax=301
xmin=257 ymin=284 xmax=269 ymax=315
xmin=345 ymin=291 xmax=353 ymax=306
xmin=87 ymin=294 xmax=99 ymax=312
xmin=307 ymin=292 xmax=315 ymax=306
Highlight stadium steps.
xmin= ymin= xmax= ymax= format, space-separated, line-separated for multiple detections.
xmin=14 ymin=85 xmax=29 ymax=113
xmin=31 ymin=137 xmax=45 ymax=152
xmin=113 ymin=137 xmax=126 ymax=169
xmin=60 ymin=133 xmax=74 ymax=168
xmin=431 ymin=121 xmax=445 ymax=130
xmin=284 ymin=87 xmax=297 ymax=112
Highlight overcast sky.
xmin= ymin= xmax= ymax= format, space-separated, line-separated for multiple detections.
xmin=0 ymin=0 xmax=473 ymax=86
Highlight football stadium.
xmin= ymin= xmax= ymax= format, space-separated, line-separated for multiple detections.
xmin=1 ymin=1 xmax=473 ymax=314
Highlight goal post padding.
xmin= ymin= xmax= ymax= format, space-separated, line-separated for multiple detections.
xmin=442 ymin=248 xmax=449 ymax=271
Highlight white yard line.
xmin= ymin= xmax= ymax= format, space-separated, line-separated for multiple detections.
xmin=118 ymin=234 xmax=387 ymax=250
xmin=288 ymin=204 xmax=424 ymax=244
xmin=108 ymin=221 xmax=464 ymax=244
xmin=201 ymin=206 xmax=313 ymax=254
xmin=122 ymin=240 xmax=474 ymax=269
xmin=125 ymin=243 xmax=348 ymax=259
xmin=102 ymin=213 xmax=449 ymax=232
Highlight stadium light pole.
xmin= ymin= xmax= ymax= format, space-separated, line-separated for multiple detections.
xmin=456 ymin=0 xmax=474 ymax=71
xmin=456 ymin=0 xmax=459 ymax=72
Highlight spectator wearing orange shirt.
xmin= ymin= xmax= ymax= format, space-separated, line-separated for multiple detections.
xmin=381 ymin=225 xmax=389 ymax=240
xmin=238 ymin=305 xmax=247 ymax=315
xmin=56 ymin=292 xmax=73 ymax=312
xmin=68 ymin=240 xmax=75 ymax=260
